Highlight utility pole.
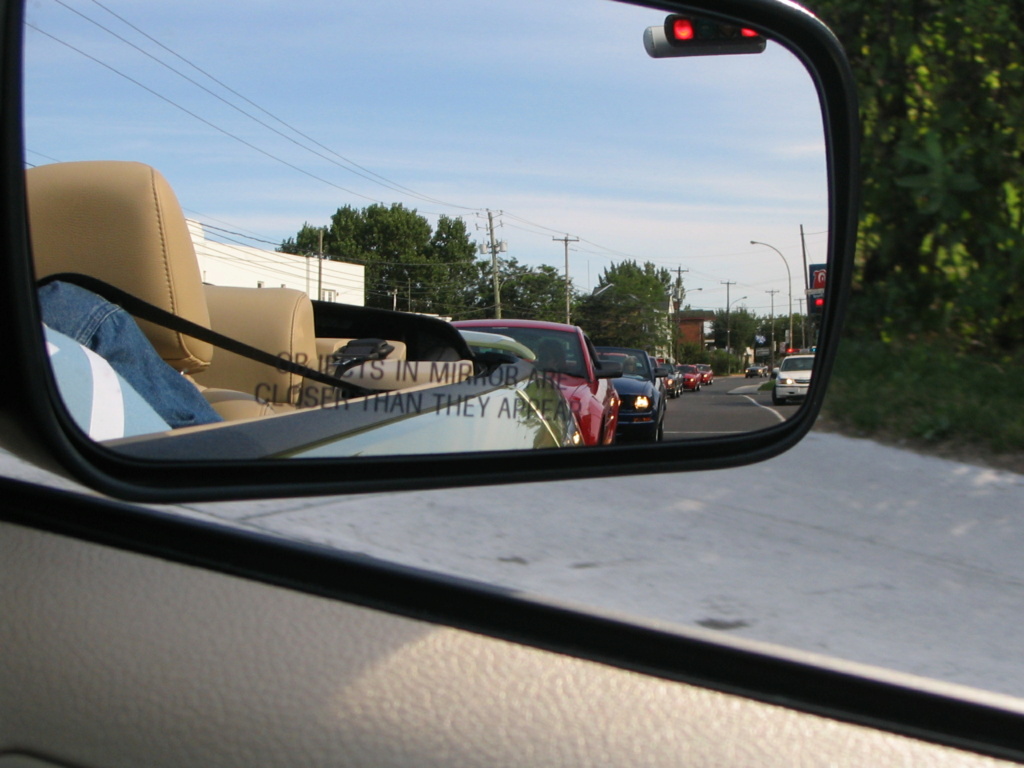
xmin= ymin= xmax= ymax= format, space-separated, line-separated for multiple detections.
xmin=721 ymin=280 xmax=735 ymax=373
xmin=487 ymin=210 xmax=502 ymax=319
xmin=673 ymin=266 xmax=689 ymax=310
xmin=765 ymin=289 xmax=779 ymax=370
xmin=554 ymin=235 xmax=579 ymax=324
xmin=671 ymin=267 xmax=688 ymax=362
xmin=317 ymin=227 xmax=325 ymax=302
xmin=800 ymin=224 xmax=809 ymax=291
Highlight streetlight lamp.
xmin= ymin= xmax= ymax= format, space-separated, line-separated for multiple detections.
xmin=750 ymin=240 xmax=794 ymax=353
xmin=726 ymin=294 xmax=747 ymax=373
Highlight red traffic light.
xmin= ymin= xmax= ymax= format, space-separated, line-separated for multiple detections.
xmin=669 ymin=16 xmax=760 ymax=43
xmin=807 ymin=291 xmax=825 ymax=315
xmin=670 ymin=17 xmax=695 ymax=41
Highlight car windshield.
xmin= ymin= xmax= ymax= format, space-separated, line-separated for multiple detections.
xmin=466 ymin=326 xmax=586 ymax=378
xmin=597 ymin=348 xmax=651 ymax=380
xmin=781 ymin=357 xmax=815 ymax=371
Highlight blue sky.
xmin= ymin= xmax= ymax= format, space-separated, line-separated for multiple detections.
xmin=23 ymin=0 xmax=828 ymax=316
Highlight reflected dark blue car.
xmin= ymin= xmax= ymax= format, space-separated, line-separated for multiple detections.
xmin=595 ymin=347 xmax=667 ymax=442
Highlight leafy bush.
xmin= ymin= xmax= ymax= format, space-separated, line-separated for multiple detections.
xmin=822 ymin=336 xmax=1024 ymax=454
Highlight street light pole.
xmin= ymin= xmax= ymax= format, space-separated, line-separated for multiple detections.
xmin=750 ymin=240 xmax=793 ymax=352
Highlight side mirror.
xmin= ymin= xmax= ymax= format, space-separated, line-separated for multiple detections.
xmin=4 ymin=0 xmax=859 ymax=500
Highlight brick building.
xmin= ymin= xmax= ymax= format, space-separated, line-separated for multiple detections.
xmin=675 ymin=310 xmax=716 ymax=348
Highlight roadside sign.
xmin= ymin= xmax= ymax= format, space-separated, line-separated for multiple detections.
xmin=809 ymin=263 xmax=827 ymax=290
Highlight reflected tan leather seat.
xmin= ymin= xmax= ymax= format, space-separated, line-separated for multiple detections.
xmin=27 ymin=160 xmax=473 ymax=422
xmin=195 ymin=284 xmax=319 ymax=414
xmin=25 ymin=160 xmax=272 ymax=421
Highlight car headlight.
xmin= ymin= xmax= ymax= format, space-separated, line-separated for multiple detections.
xmin=780 ymin=377 xmax=795 ymax=386
xmin=634 ymin=395 xmax=650 ymax=410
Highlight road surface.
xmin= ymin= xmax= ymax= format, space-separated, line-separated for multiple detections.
xmin=663 ymin=373 xmax=786 ymax=438
xmin=4 ymin=419 xmax=1024 ymax=700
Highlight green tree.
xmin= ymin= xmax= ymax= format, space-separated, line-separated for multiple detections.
xmin=804 ymin=0 xmax=1024 ymax=350
xmin=281 ymin=205 xmax=477 ymax=316
xmin=575 ymin=260 xmax=672 ymax=350
xmin=712 ymin=307 xmax=759 ymax=355
xmin=675 ymin=340 xmax=706 ymax=365
xmin=421 ymin=215 xmax=479 ymax=315
xmin=460 ymin=258 xmax=570 ymax=322
xmin=756 ymin=313 xmax=809 ymax=352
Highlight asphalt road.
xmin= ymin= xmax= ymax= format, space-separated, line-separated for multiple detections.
xmin=4 ymin=410 xmax=1024 ymax=701
xmin=663 ymin=374 xmax=791 ymax=439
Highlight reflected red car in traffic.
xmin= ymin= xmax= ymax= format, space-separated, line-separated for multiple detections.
xmin=677 ymin=364 xmax=702 ymax=392
xmin=451 ymin=319 xmax=622 ymax=446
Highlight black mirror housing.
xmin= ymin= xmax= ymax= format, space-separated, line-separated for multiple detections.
xmin=0 ymin=0 xmax=859 ymax=501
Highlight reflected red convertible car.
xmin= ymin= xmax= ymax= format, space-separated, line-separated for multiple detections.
xmin=695 ymin=363 xmax=715 ymax=385
xmin=451 ymin=319 xmax=622 ymax=446
xmin=677 ymin=364 xmax=702 ymax=392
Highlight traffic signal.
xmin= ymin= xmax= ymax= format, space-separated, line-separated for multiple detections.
xmin=807 ymin=289 xmax=825 ymax=315
xmin=644 ymin=14 xmax=766 ymax=58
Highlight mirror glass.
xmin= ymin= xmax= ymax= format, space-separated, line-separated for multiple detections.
xmin=23 ymin=0 xmax=828 ymax=459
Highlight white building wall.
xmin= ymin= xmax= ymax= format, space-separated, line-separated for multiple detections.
xmin=188 ymin=220 xmax=364 ymax=306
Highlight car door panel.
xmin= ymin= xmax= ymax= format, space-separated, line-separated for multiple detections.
xmin=3 ymin=514 xmax=1021 ymax=768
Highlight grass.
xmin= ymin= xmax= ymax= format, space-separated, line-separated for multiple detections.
xmin=818 ymin=336 xmax=1024 ymax=467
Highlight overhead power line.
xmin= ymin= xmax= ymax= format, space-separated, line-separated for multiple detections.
xmin=57 ymin=0 xmax=478 ymax=212
xmin=29 ymin=3 xmax=823 ymax=290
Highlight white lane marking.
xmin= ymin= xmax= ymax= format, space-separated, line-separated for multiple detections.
xmin=742 ymin=394 xmax=786 ymax=422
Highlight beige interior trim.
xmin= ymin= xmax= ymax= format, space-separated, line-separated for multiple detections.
xmin=1 ymin=520 xmax=1016 ymax=768
xmin=200 ymin=388 xmax=277 ymax=421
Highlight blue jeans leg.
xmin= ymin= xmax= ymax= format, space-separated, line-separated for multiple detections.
xmin=38 ymin=280 xmax=223 ymax=428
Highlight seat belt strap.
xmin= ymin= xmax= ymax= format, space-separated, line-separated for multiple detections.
xmin=37 ymin=273 xmax=376 ymax=395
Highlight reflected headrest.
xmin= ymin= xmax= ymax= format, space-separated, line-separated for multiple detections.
xmin=26 ymin=160 xmax=213 ymax=373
